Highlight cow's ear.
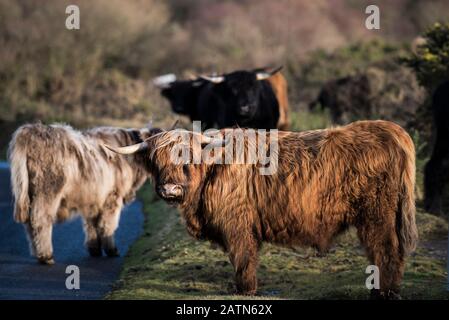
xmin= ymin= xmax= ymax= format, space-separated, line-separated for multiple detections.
xmin=169 ymin=120 xmax=179 ymax=130
xmin=160 ymin=87 xmax=170 ymax=96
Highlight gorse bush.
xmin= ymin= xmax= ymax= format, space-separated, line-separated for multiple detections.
xmin=400 ymin=22 xmax=449 ymax=145
xmin=403 ymin=22 xmax=449 ymax=91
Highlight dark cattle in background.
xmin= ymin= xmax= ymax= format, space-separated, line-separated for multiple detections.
xmin=270 ymin=71 xmax=290 ymax=130
xmin=108 ymin=120 xmax=418 ymax=299
xmin=310 ymin=67 xmax=425 ymax=130
xmin=310 ymin=74 xmax=371 ymax=125
xmin=251 ymin=67 xmax=290 ymax=130
xmin=155 ymin=67 xmax=286 ymax=130
xmin=8 ymin=123 xmax=152 ymax=264
xmin=424 ymin=80 xmax=449 ymax=215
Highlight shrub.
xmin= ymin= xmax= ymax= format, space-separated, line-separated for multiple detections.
xmin=403 ymin=22 xmax=449 ymax=91
xmin=0 ymin=0 xmax=170 ymax=123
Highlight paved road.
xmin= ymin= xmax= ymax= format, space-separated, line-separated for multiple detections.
xmin=0 ymin=162 xmax=144 ymax=299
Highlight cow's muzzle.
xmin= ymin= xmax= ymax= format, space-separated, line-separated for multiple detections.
xmin=156 ymin=184 xmax=184 ymax=203
xmin=238 ymin=105 xmax=252 ymax=116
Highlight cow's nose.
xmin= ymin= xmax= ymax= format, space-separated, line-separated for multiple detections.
xmin=158 ymin=184 xmax=183 ymax=198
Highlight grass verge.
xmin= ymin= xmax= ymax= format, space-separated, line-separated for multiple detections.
xmin=106 ymin=183 xmax=448 ymax=300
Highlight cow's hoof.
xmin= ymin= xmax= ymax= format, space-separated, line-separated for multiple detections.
xmin=370 ymin=289 xmax=401 ymax=300
xmin=386 ymin=291 xmax=402 ymax=300
xmin=105 ymin=247 xmax=120 ymax=257
xmin=88 ymin=247 xmax=103 ymax=257
xmin=38 ymin=256 xmax=55 ymax=265
xmin=370 ymin=289 xmax=381 ymax=300
xmin=237 ymin=291 xmax=257 ymax=296
xmin=235 ymin=288 xmax=257 ymax=296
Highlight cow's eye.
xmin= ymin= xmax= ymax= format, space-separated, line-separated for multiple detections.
xmin=182 ymin=164 xmax=189 ymax=176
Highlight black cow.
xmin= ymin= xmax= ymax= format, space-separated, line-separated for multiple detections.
xmin=424 ymin=80 xmax=449 ymax=215
xmin=155 ymin=68 xmax=282 ymax=130
xmin=309 ymin=75 xmax=371 ymax=125
xmin=309 ymin=67 xmax=425 ymax=131
xmin=197 ymin=67 xmax=281 ymax=129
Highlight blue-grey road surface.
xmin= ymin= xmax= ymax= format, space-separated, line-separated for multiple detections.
xmin=0 ymin=162 xmax=144 ymax=299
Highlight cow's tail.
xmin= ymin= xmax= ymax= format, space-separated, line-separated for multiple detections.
xmin=8 ymin=129 xmax=30 ymax=223
xmin=397 ymin=133 xmax=418 ymax=256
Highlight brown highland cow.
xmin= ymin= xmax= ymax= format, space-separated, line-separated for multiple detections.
xmin=108 ymin=120 xmax=418 ymax=299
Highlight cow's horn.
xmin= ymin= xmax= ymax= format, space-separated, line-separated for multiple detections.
xmin=170 ymin=119 xmax=179 ymax=130
xmin=104 ymin=141 xmax=148 ymax=155
xmin=256 ymin=66 xmax=283 ymax=80
xmin=200 ymin=135 xmax=230 ymax=148
xmin=199 ymin=75 xmax=225 ymax=84
xmin=153 ymin=74 xmax=177 ymax=88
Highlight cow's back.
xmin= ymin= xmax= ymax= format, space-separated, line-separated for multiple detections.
xmin=9 ymin=124 xmax=136 ymax=219
xmin=250 ymin=121 xmax=413 ymax=246
xmin=10 ymin=124 xmax=72 ymax=193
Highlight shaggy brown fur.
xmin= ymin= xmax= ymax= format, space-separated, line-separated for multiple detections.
xmin=115 ymin=120 xmax=418 ymax=298
xmin=267 ymin=72 xmax=289 ymax=130
xmin=8 ymin=123 xmax=151 ymax=264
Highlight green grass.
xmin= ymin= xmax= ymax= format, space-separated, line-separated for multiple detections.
xmin=290 ymin=109 xmax=332 ymax=132
xmin=106 ymin=182 xmax=448 ymax=300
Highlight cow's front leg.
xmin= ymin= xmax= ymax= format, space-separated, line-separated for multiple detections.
xmin=83 ymin=217 xmax=102 ymax=257
xmin=97 ymin=198 xmax=122 ymax=257
xmin=227 ymin=233 xmax=259 ymax=295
